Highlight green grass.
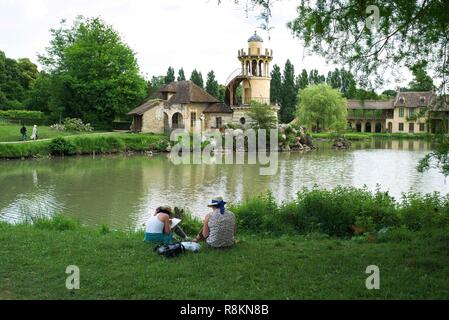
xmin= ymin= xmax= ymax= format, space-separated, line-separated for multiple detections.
xmin=312 ymin=132 xmax=435 ymax=141
xmin=1 ymin=217 xmax=449 ymax=299
xmin=0 ymin=124 xmax=91 ymax=142
xmin=0 ymin=132 xmax=169 ymax=159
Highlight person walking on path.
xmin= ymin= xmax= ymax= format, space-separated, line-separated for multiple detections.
xmin=30 ymin=125 xmax=38 ymax=141
xmin=20 ymin=125 xmax=27 ymax=141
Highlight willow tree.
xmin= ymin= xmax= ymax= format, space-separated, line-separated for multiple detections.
xmin=297 ymin=84 xmax=347 ymax=132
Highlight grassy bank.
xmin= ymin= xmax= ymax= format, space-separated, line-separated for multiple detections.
xmin=232 ymin=187 xmax=449 ymax=237
xmin=312 ymin=132 xmax=435 ymax=141
xmin=1 ymin=187 xmax=449 ymax=299
xmin=0 ymin=133 xmax=170 ymax=159
xmin=1 ymin=216 xmax=448 ymax=299
xmin=0 ymin=124 xmax=96 ymax=142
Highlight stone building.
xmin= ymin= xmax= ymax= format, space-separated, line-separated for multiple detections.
xmin=127 ymin=32 xmax=279 ymax=133
xmin=347 ymin=90 xmax=449 ymax=134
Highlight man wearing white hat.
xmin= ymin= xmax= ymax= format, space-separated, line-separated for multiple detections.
xmin=194 ymin=197 xmax=236 ymax=248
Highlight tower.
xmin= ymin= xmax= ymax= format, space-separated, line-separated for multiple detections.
xmin=238 ymin=31 xmax=273 ymax=105
xmin=226 ymin=31 xmax=274 ymax=107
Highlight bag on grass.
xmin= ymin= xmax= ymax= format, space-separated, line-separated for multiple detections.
xmin=155 ymin=242 xmax=185 ymax=258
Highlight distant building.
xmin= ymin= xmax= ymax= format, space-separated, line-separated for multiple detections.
xmin=347 ymin=90 xmax=449 ymax=134
xmin=127 ymin=32 xmax=279 ymax=133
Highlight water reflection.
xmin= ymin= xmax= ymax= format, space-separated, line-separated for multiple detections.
xmin=0 ymin=139 xmax=446 ymax=229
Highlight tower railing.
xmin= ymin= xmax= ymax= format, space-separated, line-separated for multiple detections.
xmin=225 ymin=68 xmax=244 ymax=86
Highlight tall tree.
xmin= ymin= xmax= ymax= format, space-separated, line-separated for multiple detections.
xmin=0 ymin=51 xmax=39 ymax=108
xmin=270 ymin=64 xmax=282 ymax=105
xmin=165 ymin=66 xmax=175 ymax=84
xmin=147 ymin=75 xmax=165 ymax=97
xmin=408 ymin=61 xmax=434 ymax=91
xmin=205 ymin=70 xmax=219 ymax=98
xmin=190 ymin=69 xmax=204 ymax=88
xmin=297 ymin=84 xmax=348 ymax=132
xmin=177 ymin=68 xmax=186 ymax=81
xmin=280 ymin=60 xmax=297 ymax=123
xmin=38 ymin=17 xmax=147 ymax=129
xmin=296 ymin=69 xmax=309 ymax=90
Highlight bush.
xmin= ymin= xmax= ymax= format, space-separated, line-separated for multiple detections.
xmin=63 ymin=118 xmax=94 ymax=132
xmin=0 ymin=110 xmax=45 ymax=119
xmin=48 ymin=137 xmax=76 ymax=156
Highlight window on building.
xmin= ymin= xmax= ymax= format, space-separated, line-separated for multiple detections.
xmin=419 ymin=123 xmax=425 ymax=132
xmin=399 ymin=108 xmax=404 ymax=117
xmin=409 ymin=108 xmax=415 ymax=117
xmin=190 ymin=112 xmax=196 ymax=129
xmin=399 ymin=123 xmax=404 ymax=131
xmin=409 ymin=123 xmax=414 ymax=133
xmin=216 ymin=117 xmax=223 ymax=129
xmin=420 ymin=107 xmax=427 ymax=115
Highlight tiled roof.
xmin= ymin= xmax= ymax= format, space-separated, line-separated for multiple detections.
xmin=347 ymin=99 xmax=394 ymax=110
xmin=203 ymin=103 xmax=233 ymax=113
xmin=394 ymin=91 xmax=435 ymax=108
xmin=127 ymin=99 xmax=163 ymax=116
xmin=152 ymin=81 xmax=219 ymax=106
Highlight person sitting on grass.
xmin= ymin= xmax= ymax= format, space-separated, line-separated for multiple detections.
xmin=194 ymin=197 xmax=236 ymax=248
xmin=144 ymin=206 xmax=189 ymax=245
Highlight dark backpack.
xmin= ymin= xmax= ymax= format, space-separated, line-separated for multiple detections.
xmin=154 ymin=242 xmax=185 ymax=258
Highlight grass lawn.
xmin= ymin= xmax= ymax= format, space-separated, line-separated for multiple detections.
xmin=1 ymin=220 xmax=448 ymax=300
xmin=0 ymin=124 xmax=93 ymax=142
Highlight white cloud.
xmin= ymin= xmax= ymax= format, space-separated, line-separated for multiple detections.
xmin=0 ymin=0 xmax=411 ymax=91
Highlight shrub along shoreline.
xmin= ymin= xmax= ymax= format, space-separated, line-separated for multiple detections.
xmin=0 ymin=133 xmax=170 ymax=159
xmin=1 ymin=187 xmax=449 ymax=299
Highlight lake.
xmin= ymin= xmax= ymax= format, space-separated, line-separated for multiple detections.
xmin=0 ymin=139 xmax=447 ymax=229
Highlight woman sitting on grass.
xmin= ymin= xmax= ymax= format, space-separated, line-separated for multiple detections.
xmin=144 ymin=206 xmax=188 ymax=245
xmin=194 ymin=197 xmax=236 ymax=248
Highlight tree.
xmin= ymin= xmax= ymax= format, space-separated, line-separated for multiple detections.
xmin=284 ymin=0 xmax=449 ymax=89
xmin=190 ymin=69 xmax=204 ymax=88
xmin=408 ymin=61 xmax=434 ymax=91
xmin=205 ymin=70 xmax=219 ymax=98
xmin=280 ymin=60 xmax=297 ymax=123
xmin=247 ymin=101 xmax=278 ymax=130
xmin=177 ymin=68 xmax=186 ymax=81
xmin=296 ymin=69 xmax=309 ymax=90
xmin=38 ymin=17 xmax=147 ymax=128
xmin=165 ymin=66 xmax=175 ymax=84
xmin=297 ymin=84 xmax=348 ymax=132
xmin=270 ymin=64 xmax=282 ymax=105
xmin=218 ymin=84 xmax=226 ymax=102
xmin=0 ymin=51 xmax=38 ymax=108
xmin=147 ymin=75 xmax=165 ymax=97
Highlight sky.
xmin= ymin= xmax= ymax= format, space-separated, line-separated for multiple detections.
xmin=0 ymin=0 xmax=412 ymax=91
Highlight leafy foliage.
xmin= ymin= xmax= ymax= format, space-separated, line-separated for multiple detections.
xmin=0 ymin=51 xmax=39 ymax=109
xmin=247 ymin=101 xmax=277 ymax=130
xmin=190 ymin=69 xmax=204 ymax=88
xmin=205 ymin=70 xmax=219 ymax=98
xmin=37 ymin=17 xmax=147 ymax=129
xmin=297 ymin=84 xmax=348 ymax=132
xmin=165 ymin=66 xmax=175 ymax=84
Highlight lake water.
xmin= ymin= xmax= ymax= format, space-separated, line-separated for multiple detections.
xmin=0 ymin=139 xmax=447 ymax=229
